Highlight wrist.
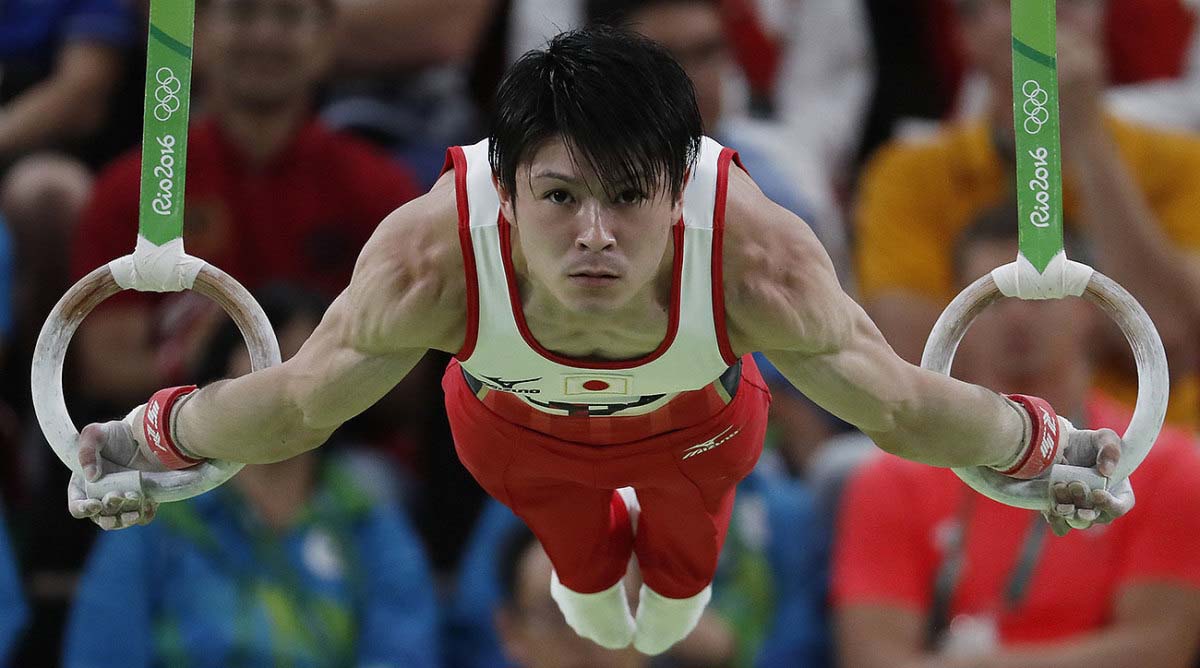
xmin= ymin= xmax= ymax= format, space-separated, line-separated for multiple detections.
xmin=991 ymin=394 xmax=1062 ymax=479
xmin=142 ymin=386 xmax=203 ymax=469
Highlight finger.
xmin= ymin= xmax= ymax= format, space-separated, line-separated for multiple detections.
xmin=96 ymin=514 xmax=122 ymax=531
xmin=67 ymin=476 xmax=101 ymax=519
xmin=1093 ymin=489 xmax=1134 ymax=519
xmin=101 ymin=492 xmax=125 ymax=514
xmin=1054 ymin=503 xmax=1076 ymax=517
xmin=119 ymin=510 xmax=143 ymax=527
xmin=1068 ymin=481 xmax=1091 ymax=508
xmin=1052 ymin=482 xmax=1073 ymax=506
xmin=123 ymin=491 xmax=143 ymax=513
xmin=1095 ymin=430 xmax=1121 ymax=478
xmin=77 ymin=424 xmax=105 ymax=482
xmin=139 ymin=503 xmax=158 ymax=526
xmin=1066 ymin=514 xmax=1092 ymax=530
xmin=1076 ymin=508 xmax=1099 ymax=522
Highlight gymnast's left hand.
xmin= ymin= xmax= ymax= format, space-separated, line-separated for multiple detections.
xmin=66 ymin=411 xmax=165 ymax=530
xmin=1043 ymin=423 xmax=1135 ymax=537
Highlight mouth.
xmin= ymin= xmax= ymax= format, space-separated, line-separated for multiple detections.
xmin=568 ymin=270 xmax=621 ymax=287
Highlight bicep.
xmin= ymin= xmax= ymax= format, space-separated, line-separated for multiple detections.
xmin=284 ymin=290 xmax=429 ymax=434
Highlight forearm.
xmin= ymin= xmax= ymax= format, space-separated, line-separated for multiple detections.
xmin=0 ymin=66 xmax=114 ymax=158
xmin=1064 ymin=122 xmax=1200 ymax=349
xmin=170 ymin=362 xmax=328 ymax=464
xmin=171 ymin=343 xmax=426 ymax=464
xmin=869 ymin=367 xmax=1027 ymax=470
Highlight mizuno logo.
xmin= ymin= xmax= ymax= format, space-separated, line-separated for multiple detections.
xmin=681 ymin=426 xmax=741 ymax=460
xmin=480 ymin=375 xmax=543 ymax=394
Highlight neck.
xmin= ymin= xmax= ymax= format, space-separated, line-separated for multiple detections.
xmin=232 ymin=454 xmax=317 ymax=530
xmin=211 ymin=94 xmax=309 ymax=168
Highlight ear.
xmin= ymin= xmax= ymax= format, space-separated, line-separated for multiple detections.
xmin=497 ymin=178 xmax=517 ymax=224
xmin=494 ymin=608 xmax=531 ymax=665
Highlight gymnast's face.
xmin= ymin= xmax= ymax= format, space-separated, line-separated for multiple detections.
xmin=499 ymin=138 xmax=683 ymax=315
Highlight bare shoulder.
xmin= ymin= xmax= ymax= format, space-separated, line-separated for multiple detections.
xmin=343 ymin=170 xmax=468 ymax=355
xmin=722 ymin=165 xmax=855 ymax=355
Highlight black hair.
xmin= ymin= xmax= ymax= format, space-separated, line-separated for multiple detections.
xmin=191 ymin=283 xmax=329 ymax=386
xmin=586 ymin=0 xmax=719 ymax=26
xmin=953 ymin=199 xmax=1093 ymax=283
xmin=496 ymin=524 xmax=540 ymax=608
xmin=489 ymin=26 xmax=702 ymax=202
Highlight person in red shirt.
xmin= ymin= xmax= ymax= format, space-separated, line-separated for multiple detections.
xmin=70 ymin=0 xmax=421 ymax=411
xmin=831 ymin=204 xmax=1200 ymax=668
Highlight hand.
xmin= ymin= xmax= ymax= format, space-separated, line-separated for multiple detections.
xmin=66 ymin=408 xmax=166 ymax=530
xmin=1043 ymin=422 xmax=1135 ymax=536
xmin=1056 ymin=19 xmax=1108 ymax=144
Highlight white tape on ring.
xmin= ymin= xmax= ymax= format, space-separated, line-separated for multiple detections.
xmin=991 ymin=252 xmax=1094 ymax=300
xmin=108 ymin=235 xmax=206 ymax=292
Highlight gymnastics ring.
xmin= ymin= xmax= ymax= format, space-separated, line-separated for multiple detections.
xmin=31 ymin=259 xmax=281 ymax=503
xmin=920 ymin=261 xmax=1169 ymax=510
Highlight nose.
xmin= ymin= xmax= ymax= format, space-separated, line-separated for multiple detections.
xmin=575 ymin=204 xmax=616 ymax=252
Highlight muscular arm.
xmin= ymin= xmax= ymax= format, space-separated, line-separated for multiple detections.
xmin=171 ymin=175 xmax=466 ymax=463
xmin=724 ymin=167 xmax=1027 ymax=469
xmin=836 ymin=583 xmax=1200 ymax=668
xmin=0 ymin=42 xmax=124 ymax=158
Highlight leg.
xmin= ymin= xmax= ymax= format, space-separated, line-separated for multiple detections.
xmin=631 ymin=386 xmax=768 ymax=654
xmin=443 ymin=363 xmax=637 ymax=647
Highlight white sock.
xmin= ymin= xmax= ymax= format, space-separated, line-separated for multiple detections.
xmin=633 ymin=583 xmax=712 ymax=655
xmin=549 ymin=571 xmax=635 ymax=649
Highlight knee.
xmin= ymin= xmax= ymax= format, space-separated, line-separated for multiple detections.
xmin=1 ymin=153 xmax=93 ymax=234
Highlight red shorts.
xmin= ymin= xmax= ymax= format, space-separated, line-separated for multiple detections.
xmin=443 ymin=355 xmax=772 ymax=599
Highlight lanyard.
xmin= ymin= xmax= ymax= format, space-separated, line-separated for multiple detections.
xmin=139 ymin=0 xmax=195 ymax=247
xmin=927 ymin=492 xmax=1048 ymax=647
xmin=1011 ymin=0 xmax=1066 ymax=277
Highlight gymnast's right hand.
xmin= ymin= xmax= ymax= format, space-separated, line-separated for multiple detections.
xmin=67 ymin=406 xmax=170 ymax=530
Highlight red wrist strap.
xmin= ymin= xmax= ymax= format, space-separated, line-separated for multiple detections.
xmin=143 ymin=385 xmax=202 ymax=470
xmin=998 ymin=394 xmax=1062 ymax=479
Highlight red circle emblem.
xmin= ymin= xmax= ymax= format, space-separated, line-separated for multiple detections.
xmin=582 ymin=380 xmax=610 ymax=391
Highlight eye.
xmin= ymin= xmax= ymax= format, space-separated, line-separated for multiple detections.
xmin=545 ymin=189 xmax=573 ymax=205
xmin=613 ymin=189 xmax=646 ymax=205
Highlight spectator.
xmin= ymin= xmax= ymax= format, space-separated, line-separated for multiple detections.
xmin=831 ymin=211 xmax=1200 ymax=668
xmin=492 ymin=523 xmax=646 ymax=668
xmin=587 ymin=0 xmax=851 ymax=282
xmin=449 ymin=469 xmax=829 ymax=667
xmin=0 ymin=0 xmax=141 ymax=377
xmin=70 ymin=0 xmax=423 ymax=412
xmin=0 ymin=507 xmax=27 ymax=666
xmin=854 ymin=0 xmax=1200 ymax=427
xmin=0 ymin=0 xmax=138 ymax=164
xmin=321 ymin=0 xmax=496 ymax=187
xmin=62 ymin=285 xmax=441 ymax=668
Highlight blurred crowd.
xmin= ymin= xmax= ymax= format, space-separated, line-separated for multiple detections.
xmin=1 ymin=0 xmax=1200 ymax=666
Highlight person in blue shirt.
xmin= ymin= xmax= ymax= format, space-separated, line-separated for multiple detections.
xmin=63 ymin=285 xmax=441 ymax=668
xmin=448 ymin=466 xmax=829 ymax=667
xmin=0 ymin=507 xmax=27 ymax=667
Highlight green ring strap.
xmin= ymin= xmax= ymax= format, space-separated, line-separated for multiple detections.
xmin=1012 ymin=0 xmax=1066 ymax=273
xmin=138 ymin=0 xmax=195 ymax=247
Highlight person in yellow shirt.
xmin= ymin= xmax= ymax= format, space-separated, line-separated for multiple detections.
xmin=854 ymin=0 xmax=1200 ymax=427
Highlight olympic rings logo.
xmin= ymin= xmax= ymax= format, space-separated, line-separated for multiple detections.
xmin=1021 ymin=80 xmax=1050 ymax=135
xmin=153 ymin=67 xmax=183 ymax=122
